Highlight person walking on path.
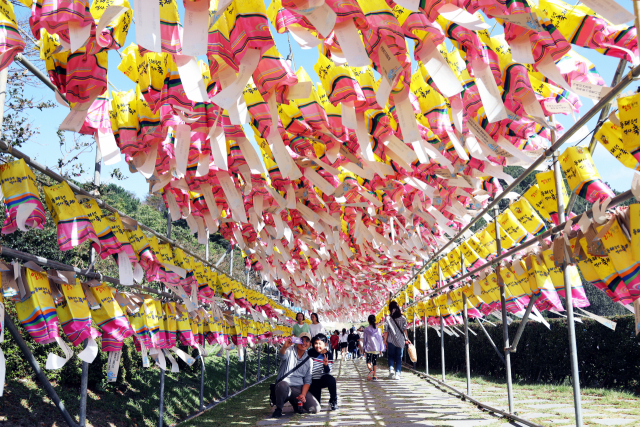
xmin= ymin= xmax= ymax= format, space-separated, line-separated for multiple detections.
xmin=272 ymin=332 xmax=320 ymax=418
xmin=309 ymin=312 xmax=325 ymax=339
xmin=307 ymin=334 xmax=339 ymax=410
xmin=292 ymin=312 xmax=310 ymax=337
xmin=383 ymin=301 xmax=410 ymax=380
xmin=363 ymin=315 xmax=386 ymax=381
xmin=339 ymin=328 xmax=348 ymax=359
xmin=347 ymin=327 xmax=360 ymax=360
xmin=330 ymin=330 xmax=340 ymax=360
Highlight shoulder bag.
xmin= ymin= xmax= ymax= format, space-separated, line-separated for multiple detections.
xmin=392 ymin=316 xmax=417 ymax=363
xmin=269 ymin=352 xmax=311 ymax=406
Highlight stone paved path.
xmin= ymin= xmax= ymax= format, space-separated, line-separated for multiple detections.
xmin=257 ymin=358 xmax=507 ymax=427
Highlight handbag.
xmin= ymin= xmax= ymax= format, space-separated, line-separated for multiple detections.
xmin=269 ymin=352 xmax=311 ymax=407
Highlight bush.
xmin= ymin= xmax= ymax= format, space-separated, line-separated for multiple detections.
xmin=407 ymin=315 xmax=640 ymax=391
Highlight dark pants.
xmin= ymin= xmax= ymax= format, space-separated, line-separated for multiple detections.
xmin=387 ymin=341 xmax=403 ymax=373
xmin=333 ymin=347 xmax=339 ymax=360
xmin=309 ymin=375 xmax=337 ymax=405
xmin=274 ymin=382 xmax=321 ymax=412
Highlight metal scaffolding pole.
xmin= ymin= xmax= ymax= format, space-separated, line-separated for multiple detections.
xmin=225 ymin=350 xmax=230 ymax=398
xmin=79 ymin=140 xmax=103 ymax=427
xmin=199 ymin=354 xmax=205 ymax=412
xmin=495 ymin=208 xmax=514 ymax=413
xmin=79 ymin=338 xmax=89 ymax=427
xmin=158 ymin=366 xmax=165 ymax=427
xmin=461 ymin=251 xmax=471 ymax=396
xmin=158 ymin=216 xmax=171 ymax=427
xmin=266 ymin=344 xmax=270 ymax=376
xmin=205 ymin=230 xmax=210 ymax=262
xmin=257 ymin=344 xmax=262 ymax=381
xmin=4 ymin=314 xmax=78 ymax=427
xmin=243 ymin=347 xmax=247 ymax=389
xmin=413 ymin=320 xmax=416 ymax=369
xmin=477 ymin=319 xmax=506 ymax=364
xmin=438 ymin=262 xmax=445 ymax=382
xmin=424 ymin=313 xmax=428 ymax=375
xmin=552 ymin=148 xmax=583 ymax=427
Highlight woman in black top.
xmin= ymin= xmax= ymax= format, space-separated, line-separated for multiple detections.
xmin=308 ymin=334 xmax=338 ymax=410
xmin=347 ymin=327 xmax=360 ymax=360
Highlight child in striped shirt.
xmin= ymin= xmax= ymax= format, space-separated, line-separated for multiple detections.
xmin=307 ymin=334 xmax=338 ymax=410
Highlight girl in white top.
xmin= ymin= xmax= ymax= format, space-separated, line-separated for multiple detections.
xmin=309 ymin=312 xmax=325 ymax=338
xmin=339 ymin=328 xmax=348 ymax=360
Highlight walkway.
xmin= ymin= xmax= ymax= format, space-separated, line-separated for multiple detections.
xmin=257 ymin=358 xmax=508 ymax=427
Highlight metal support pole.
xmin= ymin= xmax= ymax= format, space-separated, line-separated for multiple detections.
xmin=93 ymin=148 xmax=102 ymax=190
xmin=229 ymin=247 xmax=234 ymax=275
xmin=243 ymin=347 xmax=247 ymax=389
xmin=462 ymin=295 xmax=470 ymax=396
xmin=587 ymin=58 xmax=626 ymax=155
xmin=79 ymin=339 xmax=89 ymax=427
xmin=78 ymin=130 xmax=103 ymax=427
xmin=225 ymin=350 xmax=230 ymax=398
xmin=412 ymin=320 xmax=416 ymax=369
xmin=158 ymin=216 xmax=172 ymax=427
xmin=158 ymin=368 xmax=165 ymax=427
xmin=424 ymin=313 xmax=428 ymax=375
xmin=0 ymin=67 xmax=7 ymax=136
xmin=266 ymin=344 xmax=270 ymax=375
xmin=438 ymin=264 xmax=445 ymax=382
xmin=439 ymin=315 xmax=445 ymax=381
xmin=257 ymin=344 xmax=262 ymax=381
xmin=495 ymin=208 xmax=514 ymax=414
xmin=199 ymin=354 xmax=205 ymax=412
xmin=477 ymin=319 xmax=506 ymax=364
xmin=205 ymin=230 xmax=210 ymax=262
xmin=462 ymin=251 xmax=471 ymax=396
xmin=508 ymin=294 xmax=541 ymax=352
xmin=4 ymin=314 xmax=79 ymax=427
xmin=166 ymin=211 xmax=171 ymax=239
xmin=553 ymin=149 xmax=583 ymax=427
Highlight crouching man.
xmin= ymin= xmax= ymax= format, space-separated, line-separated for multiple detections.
xmin=272 ymin=333 xmax=321 ymax=418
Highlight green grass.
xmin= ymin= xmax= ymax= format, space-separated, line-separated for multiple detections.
xmin=0 ymin=347 xmax=279 ymax=427
xmin=181 ymin=380 xmax=275 ymax=427
xmin=386 ymin=358 xmax=640 ymax=427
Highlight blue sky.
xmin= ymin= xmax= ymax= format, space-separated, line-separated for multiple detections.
xmin=12 ymin=0 xmax=639 ymax=200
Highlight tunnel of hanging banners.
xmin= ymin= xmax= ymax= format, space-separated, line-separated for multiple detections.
xmin=0 ymin=0 xmax=640 ymax=425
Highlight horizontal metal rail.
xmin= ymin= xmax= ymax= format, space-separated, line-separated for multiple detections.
xmin=408 ymin=189 xmax=633 ymax=307
xmin=0 ymin=245 xmax=179 ymax=301
xmin=389 ymin=63 xmax=640 ymax=301
xmin=14 ymin=53 xmax=69 ymax=104
xmin=401 ymin=364 xmax=545 ymax=427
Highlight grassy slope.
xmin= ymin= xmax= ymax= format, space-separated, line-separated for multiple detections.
xmin=0 ymin=348 xmax=279 ymax=427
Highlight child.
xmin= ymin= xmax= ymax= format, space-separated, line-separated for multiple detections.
xmin=362 ymin=315 xmax=386 ymax=380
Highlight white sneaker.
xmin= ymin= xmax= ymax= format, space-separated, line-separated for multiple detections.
xmin=388 ymin=369 xmax=395 ymax=378
xmin=394 ymin=372 xmax=401 ymax=380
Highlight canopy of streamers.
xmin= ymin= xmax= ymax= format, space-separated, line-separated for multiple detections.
xmin=1 ymin=0 xmax=639 ymax=322
xmin=0 ymin=260 xmax=295 ymax=376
